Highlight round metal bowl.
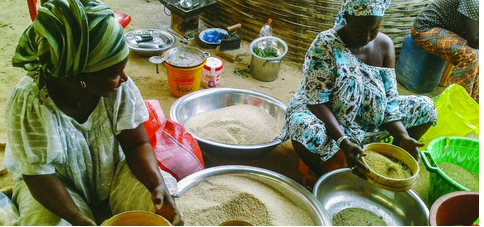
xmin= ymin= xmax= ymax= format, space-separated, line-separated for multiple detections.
xmin=125 ymin=29 xmax=175 ymax=57
xmin=169 ymin=88 xmax=287 ymax=159
xmin=177 ymin=165 xmax=331 ymax=225
xmin=314 ymin=168 xmax=429 ymax=226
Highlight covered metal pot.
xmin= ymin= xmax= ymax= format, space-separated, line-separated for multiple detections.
xmin=162 ymin=46 xmax=209 ymax=68
xmin=125 ymin=29 xmax=175 ymax=57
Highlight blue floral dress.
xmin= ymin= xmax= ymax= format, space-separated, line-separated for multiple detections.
xmin=279 ymin=29 xmax=437 ymax=161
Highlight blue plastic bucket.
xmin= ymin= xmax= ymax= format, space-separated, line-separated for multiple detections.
xmin=396 ymin=35 xmax=447 ymax=93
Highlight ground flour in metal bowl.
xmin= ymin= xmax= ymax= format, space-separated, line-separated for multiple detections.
xmin=176 ymin=175 xmax=314 ymax=226
xmin=332 ymin=208 xmax=387 ymax=226
xmin=184 ymin=105 xmax=280 ymax=145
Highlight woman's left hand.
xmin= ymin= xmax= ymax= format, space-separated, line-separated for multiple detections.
xmin=398 ymin=136 xmax=424 ymax=163
xmin=152 ymin=185 xmax=184 ymax=226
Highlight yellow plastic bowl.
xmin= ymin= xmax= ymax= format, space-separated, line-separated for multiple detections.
xmin=101 ymin=211 xmax=172 ymax=226
xmin=361 ymin=143 xmax=419 ymax=192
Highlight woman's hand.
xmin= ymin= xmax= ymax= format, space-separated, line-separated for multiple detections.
xmin=118 ymin=124 xmax=183 ymax=225
xmin=340 ymin=139 xmax=368 ymax=179
xmin=152 ymin=185 xmax=184 ymax=226
xmin=380 ymin=121 xmax=424 ymax=163
xmin=398 ymin=136 xmax=424 ymax=163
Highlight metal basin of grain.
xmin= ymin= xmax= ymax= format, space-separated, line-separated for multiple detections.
xmin=177 ymin=165 xmax=331 ymax=225
xmin=314 ymin=168 xmax=429 ymax=226
xmin=169 ymin=88 xmax=287 ymax=159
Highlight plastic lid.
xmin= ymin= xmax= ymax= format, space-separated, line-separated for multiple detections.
xmin=268 ymin=18 xmax=273 ymax=23
xmin=203 ymin=57 xmax=223 ymax=71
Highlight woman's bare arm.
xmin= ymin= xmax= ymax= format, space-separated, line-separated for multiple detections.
xmin=308 ymin=103 xmax=367 ymax=171
xmin=117 ymin=123 xmax=183 ymax=225
xmin=377 ymin=32 xmax=396 ymax=68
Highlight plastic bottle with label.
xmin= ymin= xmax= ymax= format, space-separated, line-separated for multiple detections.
xmin=259 ymin=18 xmax=273 ymax=37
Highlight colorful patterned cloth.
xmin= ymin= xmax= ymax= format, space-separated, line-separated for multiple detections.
xmin=412 ymin=0 xmax=479 ymax=101
xmin=334 ymin=0 xmax=392 ymax=27
xmin=411 ymin=28 xmax=479 ymax=101
xmin=279 ymin=29 xmax=437 ymax=161
xmin=413 ymin=0 xmax=479 ymax=34
xmin=11 ymin=0 xmax=129 ymax=88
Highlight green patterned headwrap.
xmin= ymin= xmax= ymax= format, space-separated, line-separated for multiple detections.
xmin=12 ymin=0 xmax=129 ymax=87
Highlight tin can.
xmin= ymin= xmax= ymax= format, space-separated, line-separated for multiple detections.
xmin=201 ymin=57 xmax=223 ymax=88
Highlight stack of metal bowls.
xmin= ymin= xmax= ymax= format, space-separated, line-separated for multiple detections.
xmin=169 ymin=88 xmax=287 ymax=159
xmin=125 ymin=29 xmax=175 ymax=57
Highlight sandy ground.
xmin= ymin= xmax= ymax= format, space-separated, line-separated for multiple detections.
xmin=0 ymin=0 xmax=456 ymax=208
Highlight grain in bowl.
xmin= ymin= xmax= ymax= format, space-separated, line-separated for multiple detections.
xmin=176 ymin=174 xmax=314 ymax=226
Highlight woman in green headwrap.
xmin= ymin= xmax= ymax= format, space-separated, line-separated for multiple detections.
xmin=279 ymin=0 xmax=437 ymax=177
xmin=4 ymin=0 xmax=183 ymax=225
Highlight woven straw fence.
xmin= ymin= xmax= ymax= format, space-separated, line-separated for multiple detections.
xmin=200 ymin=0 xmax=428 ymax=63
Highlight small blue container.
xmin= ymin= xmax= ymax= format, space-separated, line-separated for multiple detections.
xmin=396 ymin=35 xmax=447 ymax=93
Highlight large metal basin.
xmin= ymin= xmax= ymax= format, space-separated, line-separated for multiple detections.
xmin=313 ymin=168 xmax=429 ymax=226
xmin=169 ymin=88 xmax=287 ymax=159
xmin=177 ymin=165 xmax=331 ymax=225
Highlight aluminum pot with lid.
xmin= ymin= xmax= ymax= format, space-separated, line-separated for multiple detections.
xmin=249 ymin=36 xmax=288 ymax=82
xmin=161 ymin=46 xmax=210 ymax=68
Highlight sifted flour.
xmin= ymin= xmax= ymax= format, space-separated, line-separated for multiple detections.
xmin=176 ymin=175 xmax=314 ymax=226
xmin=332 ymin=208 xmax=387 ymax=226
xmin=184 ymin=105 xmax=280 ymax=145
xmin=438 ymin=162 xmax=479 ymax=191
xmin=364 ymin=150 xmax=412 ymax=179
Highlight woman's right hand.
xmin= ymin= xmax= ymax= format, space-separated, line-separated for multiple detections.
xmin=340 ymin=139 xmax=368 ymax=179
xmin=152 ymin=185 xmax=184 ymax=226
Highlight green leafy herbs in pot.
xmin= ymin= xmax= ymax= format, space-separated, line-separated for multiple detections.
xmin=253 ymin=47 xmax=279 ymax=58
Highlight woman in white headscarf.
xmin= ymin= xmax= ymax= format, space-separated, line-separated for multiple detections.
xmin=4 ymin=0 xmax=183 ymax=225
xmin=279 ymin=0 xmax=437 ymax=177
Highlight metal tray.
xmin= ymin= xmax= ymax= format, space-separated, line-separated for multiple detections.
xmin=125 ymin=29 xmax=175 ymax=57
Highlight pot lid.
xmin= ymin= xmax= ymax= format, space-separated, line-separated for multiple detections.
xmin=125 ymin=29 xmax=175 ymax=51
xmin=163 ymin=46 xmax=206 ymax=68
